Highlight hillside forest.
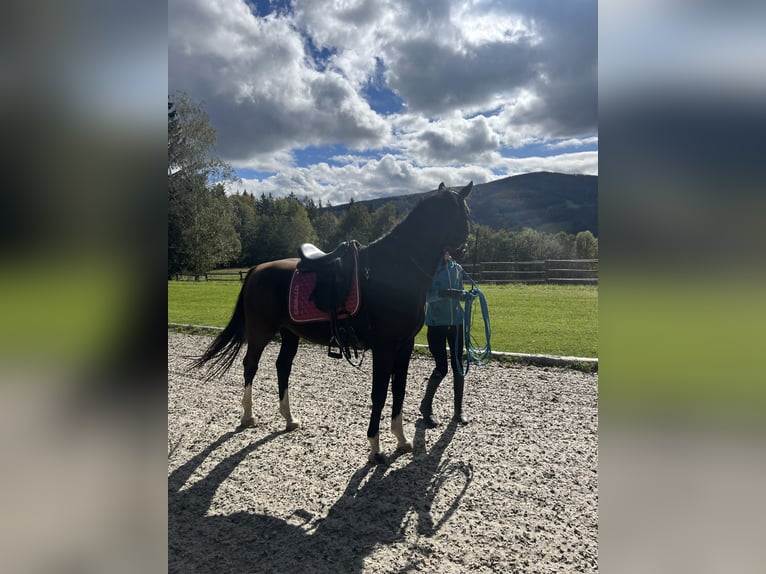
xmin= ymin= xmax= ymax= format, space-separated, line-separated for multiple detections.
xmin=169 ymin=93 xmax=597 ymax=275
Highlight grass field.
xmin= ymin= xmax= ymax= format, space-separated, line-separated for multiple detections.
xmin=168 ymin=281 xmax=597 ymax=358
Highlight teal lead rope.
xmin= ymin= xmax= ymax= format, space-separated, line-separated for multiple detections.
xmin=458 ymin=274 xmax=491 ymax=376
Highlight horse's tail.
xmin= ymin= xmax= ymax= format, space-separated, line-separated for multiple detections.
xmin=190 ymin=279 xmax=248 ymax=380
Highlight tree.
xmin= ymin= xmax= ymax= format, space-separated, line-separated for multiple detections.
xmin=228 ymin=192 xmax=260 ymax=266
xmin=370 ymin=203 xmax=401 ymax=240
xmin=511 ymin=228 xmax=546 ymax=261
xmin=168 ymin=92 xmax=233 ymax=186
xmin=336 ymin=201 xmax=373 ymax=244
xmin=549 ymin=231 xmax=576 ymax=259
xmin=250 ymin=197 xmax=317 ymax=263
xmin=311 ymin=209 xmax=339 ymax=250
xmin=169 ymin=179 xmax=240 ymax=273
xmin=464 ymin=224 xmax=508 ymax=263
xmin=463 ymin=225 xmax=592 ymax=263
xmin=168 ymin=92 xmax=240 ymax=274
xmin=574 ymin=230 xmax=598 ymax=259
xmin=301 ymin=196 xmax=320 ymax=221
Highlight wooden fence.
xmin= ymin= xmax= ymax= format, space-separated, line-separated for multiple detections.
xmin=172 ymin=270 xmax=248 ymax=282
xmin=462 ymin=259 xmax=598 ymax=285
xmin=172 ymin=260 xmax=598 ymax=285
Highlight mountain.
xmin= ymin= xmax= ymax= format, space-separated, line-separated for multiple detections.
xmin=467 ymin=172 xmax=597 ymax=235
xmin=331 ymin=171 xmax=598 ymax=236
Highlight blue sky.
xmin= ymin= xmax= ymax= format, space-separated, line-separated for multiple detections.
xmin=169 ymin=0 xmax=597 ymax=204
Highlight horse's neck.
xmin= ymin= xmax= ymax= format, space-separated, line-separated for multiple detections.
xmin=368 ymin=225 xmax=441 ymax=286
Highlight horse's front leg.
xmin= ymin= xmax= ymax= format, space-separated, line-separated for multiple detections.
xmin=390 ymin=338 xmax=414 ymax=454
xmin=367 ymin=350 xmax=392 ymax=464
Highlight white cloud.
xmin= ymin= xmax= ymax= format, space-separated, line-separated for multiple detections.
xmin=169 ymin=0 xmax=388 ymax=161
xmin=293 ymin=0 xmax=389 ymax=85
xmin=397 ymin=113 xmax=501 ymax=164
xmin=545 ymin=136 xmax=599 ymax=150
xmin=170 ymin=0 xmax=597 ymax=199
xmin=227 ymin=148 xmax=595 ymax=206
xmin=496 ymin=151 xmax=599 ymax=176
xmin=454 ymin=8 xmax=536 ymax=47
xmin=229 ymin=153 xmax=491 ymax=203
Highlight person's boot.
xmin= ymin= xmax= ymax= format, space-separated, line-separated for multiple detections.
xmin=419 ymin=370 xmax=443 ymax=428
xmin=453 ymin=375 xmax=469 ymax=425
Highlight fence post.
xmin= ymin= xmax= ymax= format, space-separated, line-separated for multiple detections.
xmin=472 ymin=227 xmax=480 ymax=281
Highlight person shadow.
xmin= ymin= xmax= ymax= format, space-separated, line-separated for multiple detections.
xmin=169 ymin=420 xmax=473 ymax=573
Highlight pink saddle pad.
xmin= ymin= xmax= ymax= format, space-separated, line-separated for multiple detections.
xmin=288 ymin=258 xmax=360 ymax=324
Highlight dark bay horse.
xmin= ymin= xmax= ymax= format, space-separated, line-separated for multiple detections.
xmin=192 ymin=182 xmax=472 ymax=463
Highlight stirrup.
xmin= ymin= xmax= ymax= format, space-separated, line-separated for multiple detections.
xmin=328 ymin=337 xmax=343 ymax=359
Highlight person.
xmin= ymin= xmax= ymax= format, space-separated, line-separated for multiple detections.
xmin=419 ymin=250 xmax=470 ymax=427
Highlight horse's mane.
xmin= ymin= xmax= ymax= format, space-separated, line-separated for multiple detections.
xmin=368 ymin=188 xmax=457 ymax=248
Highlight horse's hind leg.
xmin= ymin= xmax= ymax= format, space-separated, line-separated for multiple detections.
xmin=276 ymin=328 xmax=301 ymax=431
xmin=240 ymin=344 xmax=264 ymax=428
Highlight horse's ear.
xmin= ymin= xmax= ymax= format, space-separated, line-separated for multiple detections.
xmin=459 ymin=181 xmax=473 ymax=199
xmin=438 ymin=182 xmax=446 ymax=190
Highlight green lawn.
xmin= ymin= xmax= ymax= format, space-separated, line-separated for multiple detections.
xmin=415 ymin=283 xmax=597 ymax=358
xmin=168 ymin=279 xmax=243 ymax=328
xmin=169 ymin=281 xmax=598 ymax=358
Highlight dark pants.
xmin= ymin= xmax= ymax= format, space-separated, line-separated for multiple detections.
xmin=427 ymin=324 xmax=464 ymax=377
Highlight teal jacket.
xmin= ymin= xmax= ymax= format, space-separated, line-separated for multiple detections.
xmin=425 ymin=258 xmax=465 ymax=327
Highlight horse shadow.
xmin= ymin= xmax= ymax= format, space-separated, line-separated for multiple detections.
xmin=169 ymin=421 xmax=472 ymax=573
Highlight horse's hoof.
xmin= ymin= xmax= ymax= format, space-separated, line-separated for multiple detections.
xmin=239 ymin=417 xmax=256 ymax=429
xmin=421 ymin=414 xmax=439 ymax=429
xmin=368 ymin=451 xmax=387 ymax=465
xmin=285 ymin=421 xmax=301 ymax=432
xmin=453 ymin=411 xmax=469 ymax=425
xmin=396 ymin=441 xmax=414 ymax=454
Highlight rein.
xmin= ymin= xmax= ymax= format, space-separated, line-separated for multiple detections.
xmin=408 ymin=241 xmax=463 ymax=281
xmin=408 ymin=256 xmax=435 ymax=281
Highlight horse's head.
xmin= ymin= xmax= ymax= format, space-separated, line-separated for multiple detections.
xmin=434 ymin=181 xmax=473 ymax=259
xmin=370 ymin=181 xmax=473 ymax=274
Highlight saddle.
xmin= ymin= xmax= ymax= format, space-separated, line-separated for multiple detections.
xmin=289 ymin=241 xmax=365 ymax=362
xmin=295 ymin=241 xmax=358 ymax=314
xmin=296 ymin=242 xmax=350 ymax=270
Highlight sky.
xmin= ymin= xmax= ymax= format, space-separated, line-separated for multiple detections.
xmin=169 ymin=0 xmax=597 ymax=204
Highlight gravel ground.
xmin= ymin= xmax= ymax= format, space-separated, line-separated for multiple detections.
xmin=168 ymin=331 xmax=598 ymax=573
